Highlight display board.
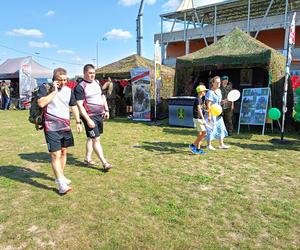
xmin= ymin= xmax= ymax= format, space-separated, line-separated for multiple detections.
xmin=130 ymin=67 xmax=151 ymax=121
xmin=238 ymin=87 xmax=270 ymax=135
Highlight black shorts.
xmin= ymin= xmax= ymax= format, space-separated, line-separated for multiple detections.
xmin=125 ymin=97 xmax=132 ymax=106
xmin=82 ymin=115 xmax=103 ymax=138
xmin=44 ymin=130 xmax=74 ymax=152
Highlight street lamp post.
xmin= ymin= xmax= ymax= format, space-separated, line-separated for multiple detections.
xmin=96 ymin=37 xmax=107 ymax=68
xmin=96 ymin=40 xmax=99 ymax=68
xmin=35 ymin=52 xmax=40 ymax=63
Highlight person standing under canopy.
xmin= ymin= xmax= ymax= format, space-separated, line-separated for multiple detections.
xmin=220 ymin=76 xmax=234 ymax=135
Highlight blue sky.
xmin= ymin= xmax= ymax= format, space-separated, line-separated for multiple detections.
xmin=0 ymin=0 xmax=181 ymax=77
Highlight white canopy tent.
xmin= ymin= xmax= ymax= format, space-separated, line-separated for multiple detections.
xmin=0 ymin=56 xmax=52 ymax=79
xmin=176 ymin=0 xmax=228 ymax=11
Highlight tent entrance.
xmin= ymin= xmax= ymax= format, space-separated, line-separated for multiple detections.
xmin=189 ymin=67 xmax=269 ymax=96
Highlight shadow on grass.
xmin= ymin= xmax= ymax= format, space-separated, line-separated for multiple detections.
xmin=105 ymin=117 xmax=134 ymax=124
xmin=0 ymin=165 xmax=56 ymax=192
xmin=19 ymin=152 xmax=82 ymax=166
xmin=134 ymin=141 xmax=188 ymax=154
xmin=162 ymin=127 xmax=195 ymax=136
xmin=18 ymin=152 xmax=109 ymax=173
xmin=229 ymin=141 xmax=300 ymax=151
xmin=107 ymin=117 xmax=169 ymax=127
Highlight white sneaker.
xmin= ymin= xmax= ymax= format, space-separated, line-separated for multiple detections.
xmin=55 ymin=177 xmax=72 ymax=185
xmin=63 ymin=177 xmax=72 ymax=185
xmin=219 ymin=144 xmax=230 ymax=149
xmin=206 ymin=145 xmax=216 ymax=151
xmin=58 ymin=183 xmax=72 ymax=194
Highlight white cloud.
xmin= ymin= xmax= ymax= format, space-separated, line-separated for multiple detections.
xmin=72 ymin=56 xmax=82 ymax=61
xmin=28 ymin=41 xmax=57 ymax=48
xmin=57 ymin=49 xmax=75 ymax=55
xmin=6 ymin=28 xmax=43 ymax=38
xmin=105 ymin=29 xmax=132 ymax=40
xmin=46 ymin=10 xmax=55 ymax=17
xmin=162 ymin=0 xmax=181 ymax=12
xmin=118 ymin=0 xmax=156 ymax=6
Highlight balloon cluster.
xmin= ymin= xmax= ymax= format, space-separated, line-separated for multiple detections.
xmin=293 ymin=86 xmax=300 ymax=122
xmin=268 ymin=86 xmax=300 ymax=122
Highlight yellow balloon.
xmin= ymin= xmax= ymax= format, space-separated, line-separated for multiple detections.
xmin=210 ymin=104 xmax=222 ymax=116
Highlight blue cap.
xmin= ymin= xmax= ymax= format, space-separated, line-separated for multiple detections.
xmin=221 ymin=76 xmax=229 ymax=80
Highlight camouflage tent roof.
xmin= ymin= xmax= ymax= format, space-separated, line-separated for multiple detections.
xmin=176 ymin=27 xmax=285 ymax=75
xmin=175 ymin=27 xmax=288 ymax=108
xmin=96 ymin=54 xmax=175 ymax=99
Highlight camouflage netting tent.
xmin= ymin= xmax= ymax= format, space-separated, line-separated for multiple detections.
xmin=96 ymin=54 xmax=175 ymax=99
xmin=176 ymin=27 xmax=292 ymax=111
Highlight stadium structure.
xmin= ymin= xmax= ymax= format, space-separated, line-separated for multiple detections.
xmin=154 ymin=0 xmax=300 ymax=71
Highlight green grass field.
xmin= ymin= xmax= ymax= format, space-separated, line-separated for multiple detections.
xmin=0 ymin=110 xmax=300 ymax=249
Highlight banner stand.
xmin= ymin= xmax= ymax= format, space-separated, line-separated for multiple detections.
xmin=130 ymin=67 xmax=151 ymax=121
xmin=151 ymin=40 xmax=163 ymax=126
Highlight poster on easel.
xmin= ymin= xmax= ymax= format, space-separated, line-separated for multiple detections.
xmin=130 ymin=67 xmax=151 ymax=121
xmin=238 ymin=87 xmax=270 ymax=135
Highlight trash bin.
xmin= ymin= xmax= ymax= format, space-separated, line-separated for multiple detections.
xmin=168 ymin=96 xmax=196 ymax=128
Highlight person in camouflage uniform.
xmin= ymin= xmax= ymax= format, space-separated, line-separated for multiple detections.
xmin=124 ymin=82 xmax=133 ymax=118
xmin=220 ymin=76 xmax=234 ymax=135
xmin=102 ymin=77 xmax=118 ymax=119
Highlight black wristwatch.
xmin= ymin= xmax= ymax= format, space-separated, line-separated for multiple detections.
xmin=76 ymin=121 xmax=82 ymax=124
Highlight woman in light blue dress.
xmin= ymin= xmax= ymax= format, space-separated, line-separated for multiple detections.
xmin=205 ymin=76 xmax=230 ymax=150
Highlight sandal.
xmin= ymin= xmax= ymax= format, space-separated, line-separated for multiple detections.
xmin=103 ymin=162 xmax=113 ymax=170
xmin=83 ymin=159 xmax=97 ymax=166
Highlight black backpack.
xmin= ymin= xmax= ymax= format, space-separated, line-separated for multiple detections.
xmin=28 ymin=83 xmax=53 ymax=130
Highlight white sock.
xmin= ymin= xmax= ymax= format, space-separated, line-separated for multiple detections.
xmin=57 ymin=177 xmax=66 ymax=186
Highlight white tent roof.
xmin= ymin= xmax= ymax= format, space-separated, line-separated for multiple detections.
xmin=177 ymin=0 xmax=228 ymax=11
xmin=0 ymin=56 xmax=52 ymax=79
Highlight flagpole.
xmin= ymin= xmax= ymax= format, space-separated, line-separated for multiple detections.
xmin=280 ymin=12 xmax=296 ymax=141
xmin=281 ymin=42 xmax=290 ymax=141
xmin=154 ymin=66 xmax=157 ymax=122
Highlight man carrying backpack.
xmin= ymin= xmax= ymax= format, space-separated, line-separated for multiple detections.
xmin=38 ymin=67 xmax=82 ymax=194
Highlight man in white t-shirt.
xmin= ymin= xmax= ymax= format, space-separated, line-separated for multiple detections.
xmin=38 ymin=68 xmax=82 ymax=194
xmin=75 ymin=64 xmax=112 ymax=170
